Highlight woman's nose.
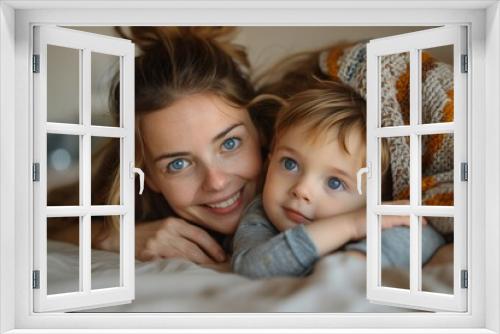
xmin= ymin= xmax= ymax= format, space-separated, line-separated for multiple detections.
xmin=202 ymin=166 xmax=229 ymax=192
xmin=290 ymin=180 xmax=312 ymax=203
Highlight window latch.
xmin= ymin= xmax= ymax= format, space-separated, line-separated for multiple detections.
xmin=130 ymin=162 xmax=145 ymax=195
xmin=356 ymin=162 xmax=371 ymax=195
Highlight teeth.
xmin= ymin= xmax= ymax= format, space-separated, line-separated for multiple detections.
xmin=207 ymin=191 xmax=240 ymax=209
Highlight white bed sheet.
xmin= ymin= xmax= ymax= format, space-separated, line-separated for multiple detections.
xmin=46 ymin=240 xmax=453 ymax=313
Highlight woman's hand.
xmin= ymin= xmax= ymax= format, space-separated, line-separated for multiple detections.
xmin=134 ymin=217 xmax=227 ymax=264
xmin=350 ymin=200 xmax=427 ymax=241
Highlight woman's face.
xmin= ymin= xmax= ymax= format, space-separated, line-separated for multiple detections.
xmin=141 ymin=93 xmax=262 ymax=235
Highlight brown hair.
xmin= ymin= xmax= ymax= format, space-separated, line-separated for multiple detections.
xmin=48 ymin=27 xmax=260 ymax=245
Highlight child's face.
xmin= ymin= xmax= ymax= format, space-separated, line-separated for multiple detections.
xmin=262 ymin=125 xmax=366 ymax=232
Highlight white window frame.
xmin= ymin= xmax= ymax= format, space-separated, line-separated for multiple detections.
xmin=32 ymin=25 xmax=136 ymax=312
xmin=0 ymin=1 xmax=498 ymax=333
xmin=365 ymin=26 xmax=468 ymax=312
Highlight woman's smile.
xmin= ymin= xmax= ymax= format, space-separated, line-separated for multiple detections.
xmin=202 ymin=187 xmax=244 ymax=214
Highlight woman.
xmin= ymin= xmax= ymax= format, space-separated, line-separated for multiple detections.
xmin=48 ymin=27 xmax=272 ymax=264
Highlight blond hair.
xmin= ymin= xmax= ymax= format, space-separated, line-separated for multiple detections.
xmin=272 ymin=80 xmax=390 ymax=176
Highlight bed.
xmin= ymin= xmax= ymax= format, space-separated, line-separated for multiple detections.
xmin=46 ymin=240 xmax=453 ymax=313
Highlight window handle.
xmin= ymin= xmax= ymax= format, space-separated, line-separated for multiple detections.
xmin=356 ymin=163 xmax=371 ymax=195
xmin=130 ymin=162 xmax=145 ymax=195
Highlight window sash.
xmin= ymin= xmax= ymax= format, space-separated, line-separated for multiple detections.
xmin=365 ymin=25 xmax=468 ymax=312
xmin=32 ymin=25 xmax=136 ymax=312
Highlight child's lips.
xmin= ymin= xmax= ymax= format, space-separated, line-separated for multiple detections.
xmin=283 ymin=207 xmax=312 ymax=224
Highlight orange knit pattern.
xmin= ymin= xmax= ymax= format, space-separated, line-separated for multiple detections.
xmin=423 ymin=192 xmax=454 ymax=206
xmin=395 ymin=53 xmax=437 ymax=126
xmin=422 ymin=90 xmax=454 ymax=168
xmin=443 ymin=90 xmax=454 ymax=122
xmin=422 ymin=175 xmax=438 ymax=192
xmin=421 ymin=53 xmax=436 ymax=82
xmin=395 ymin=64 xmax=410 ymax=125
xmin=396 ymin=186 xmax=410 ymax=200
xmin=326 ymin=45 xmax=348 ymax=78
xmin=394 ymin=175 xmax=438 ymax=201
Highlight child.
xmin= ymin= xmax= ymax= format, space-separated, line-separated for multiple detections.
xmin=232 ymin=81 xmax=445 ymax=278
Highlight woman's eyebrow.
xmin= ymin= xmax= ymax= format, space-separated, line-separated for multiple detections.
xmin=212 ymin=123 xmax=244 ymax=143
xmin=154 ymin=151 xmax=190 ymax=163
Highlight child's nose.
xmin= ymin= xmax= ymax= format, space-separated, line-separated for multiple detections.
xmin=290 ymin=181 xmax=312 ymax=203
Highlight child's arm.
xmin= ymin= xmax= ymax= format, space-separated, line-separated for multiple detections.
xmin=345 ymin=224 xmax=446 ymax=268
xmin=232 ymin=198 xmax=319 ymax=278
xmin=305 ymin=205 xmax=413 ymax=257
xmin=304 ymin=209 xmax=363 ymax=257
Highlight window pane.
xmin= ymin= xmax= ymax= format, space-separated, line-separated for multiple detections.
xmin=91 ymin=137 xmax=121 ymax=206
xmin=47 ymin=133 xmax=80 ymax=206
xmin=379 ymin=52 xmax=410 ymax=128
xmin=380 ymin=215 xmax=410 ymax=290
xmin=380 ymin=136 xmax=410 ymax=205
xmin=421 ymin=134 xmax=454 ymax=206
xmin=47 ymin=45 xmax=80 ymax=124
xmin=420 ymin=45 xmax=454 ymax=124
xmin=47 ymin=217 xmax=80 ymax=295
xmin=91 ymin=52 xmax=120 ymax=127
xmin=421 ymin=216 xmax=454 ymax=294
xmin=91 ymin=216 xmax=121 ymax=290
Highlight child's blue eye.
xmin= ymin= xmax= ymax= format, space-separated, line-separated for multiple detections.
xmin=328 ymin=177 xmax=345 ymax=191
xmin=222 ymin=137 xmax=241 ymax=151
xmin=281 ymin=157 xmax=298 ymax=172
xmin=167 ymin=158 xmax=191 ymax=173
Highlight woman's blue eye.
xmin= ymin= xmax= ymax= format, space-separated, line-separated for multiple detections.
xmin=222 ymin=137 xmax=241 ymax=151
xmin=281 ymin=157 xmax=298 ymax=172
xmin=328 ymin=177 xmax=345 ymax=191
xmin=167 ymin=158 xmax=191 ymax=172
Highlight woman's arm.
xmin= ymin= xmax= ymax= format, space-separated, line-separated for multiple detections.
xmin=132 ymin=217 xmax=226 ymax=263
xmin=47 ymin=216 xmax=226 ymax=264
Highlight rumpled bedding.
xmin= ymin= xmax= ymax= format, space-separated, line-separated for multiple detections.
xmin=47 ymin=240 xmax=452 ymax=313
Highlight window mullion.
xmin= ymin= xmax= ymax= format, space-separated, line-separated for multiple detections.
xmin=81 ymin=48 xmax=92 ymax=294
xmin=46 ymin=122 xmax=126 ymax=138
xmin=409 ymin=48 xmax=421 ymax=293
xmin=375 ymin=123 xmax=455 ymax=138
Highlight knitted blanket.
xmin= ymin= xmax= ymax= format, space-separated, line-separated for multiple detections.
xmin=319 ymin=43 xmax=454 ymax=235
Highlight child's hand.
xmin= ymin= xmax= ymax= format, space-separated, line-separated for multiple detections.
xmin=348 ymin=207 xmax=368 ymax=241
xmin=380 ymin=215 xmax=428 ymax=229
xmin=349 ymin=200 xmax=428 ymax=240
xmin=379 ymin=199 xmax=428 ymax=229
